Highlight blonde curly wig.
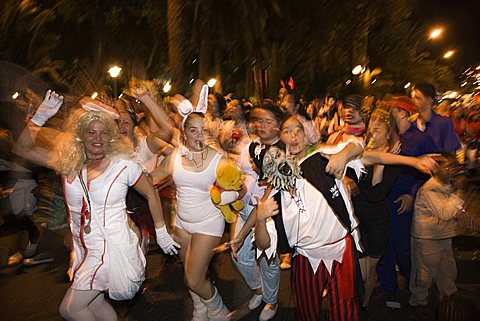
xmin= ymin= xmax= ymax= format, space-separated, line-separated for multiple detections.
xmin=54 ymin=110 xmax=133 ymax=176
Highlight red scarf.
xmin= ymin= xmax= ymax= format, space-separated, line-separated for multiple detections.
xmin=333 ymin=126 xmax=365 ymax=144
xmin=342 ymin=125 xmax=365 ymax=136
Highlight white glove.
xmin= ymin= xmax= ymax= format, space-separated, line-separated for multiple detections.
xmin=218 ymin=191 xmax=240 ymax=206
xmin=155 ymin=226 xmax=180 ymax=255
xmin=30 ymin=90 xmax=64 ymax=126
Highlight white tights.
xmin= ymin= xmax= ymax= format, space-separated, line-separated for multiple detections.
xmin=59 ymin=288 xmax=117 ymax=321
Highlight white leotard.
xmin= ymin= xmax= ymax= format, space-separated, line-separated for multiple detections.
xmin=172 ymin=148 xmax=225 ymax=236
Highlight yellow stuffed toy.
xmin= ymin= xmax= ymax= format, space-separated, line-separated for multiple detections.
xmin=210 ymin=158 xmax=244 ymax=223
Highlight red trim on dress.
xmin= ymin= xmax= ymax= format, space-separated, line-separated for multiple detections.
xmin=64 ymin=175 xmax=89 ymax=285
xmin=90 ymin=240 xmax=106 ymax=289
xmin=63 ymin=177 xmax=75 ymax=286
xmin=104 ymin=166 xmax=128 ymax=221
xmin=72 ymin=198 xmax=89 ymax=286
xmin=88 ymin=165 xmax=128 ymax=289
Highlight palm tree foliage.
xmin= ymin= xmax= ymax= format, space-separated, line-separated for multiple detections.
xmin=0 ymin=0 xmax=63 ymax=85
xmin=0 ymin=0 xmax=456 ymax=98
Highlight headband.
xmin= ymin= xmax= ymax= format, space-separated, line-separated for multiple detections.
xmin=178 ymin=84 xmax=209 ymax=128
xmin=79 ymin=96 xmax=119 ymax=119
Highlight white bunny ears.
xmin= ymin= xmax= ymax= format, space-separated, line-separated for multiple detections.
xmin=177 ymin=83 xmax=209 ymax=128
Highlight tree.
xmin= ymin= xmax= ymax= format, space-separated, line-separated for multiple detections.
xmin=0 ymin=0 xmax=64 ymax=85
xmin=189 ymin=0 xmax=281 ymax=96
xmin=367 ymin=0 xmax=455 ymax=93
xmin=167 ymin=0 xmax=188 ymax=93
xmin=2 ymin=0 xmax=458 ymax=99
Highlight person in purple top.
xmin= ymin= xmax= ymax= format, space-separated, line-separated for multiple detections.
xmin=376 ymin=96 xmax=438 ymax=294
xmin=412 ymin=83 xmax=461 ymax=153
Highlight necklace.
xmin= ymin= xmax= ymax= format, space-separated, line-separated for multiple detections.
xmin=291 ymin=193 xmax=306 ymax=214
xmin=78 ymin=166 xmax=92 ymax=234
xmin=86 ymin=157 xmax=104 ymax=167
xmin=84 ymin=157 xmax=108 ymax=176
xmin=291 ymin=192 xmax=305 ymax=252
xmin=192 ymin=147 xmax=209 ymax=168
xmin=86 ymin=154 xmax=105 ymax=162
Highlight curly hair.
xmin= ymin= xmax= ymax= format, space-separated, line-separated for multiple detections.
xmin=54 ymin=110 xmax=133 ymax=176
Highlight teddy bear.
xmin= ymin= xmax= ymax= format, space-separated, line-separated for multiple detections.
xmin=210 ymin=158 xmax=244 ymax=223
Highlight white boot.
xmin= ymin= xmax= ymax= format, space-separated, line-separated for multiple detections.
xmin=189 ymin=290 xmax=209 ymax=321
xmin=201 ymin=287 xmax=231 ymax=321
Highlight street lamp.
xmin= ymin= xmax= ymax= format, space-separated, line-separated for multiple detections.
xmin=429 ymin=28 xmax=443 ymax=39
xmin=108 ymin=66 xmax=122 ymax=98
xmin=108 ymin=66 xmax=122 ymax=78
xmin=207 ymin=78 xmax=217 ymax=88
xmin=352 ymin=65 xmax=363 ymax=75
xmin=443 ymin=50 xmax=455 ymax=59
xmin=163 ymin=81 xmax=172 ymax=93
xmin=414 ymin=27 xmax=444 ymax=57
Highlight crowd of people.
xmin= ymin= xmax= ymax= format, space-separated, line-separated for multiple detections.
xmin=1 ymin=77 xmax=479 ymax=321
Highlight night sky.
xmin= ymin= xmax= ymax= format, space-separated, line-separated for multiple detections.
xmin=420 ymin=0 xmax=480 ymax=69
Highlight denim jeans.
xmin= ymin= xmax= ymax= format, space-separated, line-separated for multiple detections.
xmin=232 ymin=222 xmax=280 ymax=304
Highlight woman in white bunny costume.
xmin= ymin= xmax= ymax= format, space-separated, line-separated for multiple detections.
xmin=151 ymin=84 xmax=246 ymax=321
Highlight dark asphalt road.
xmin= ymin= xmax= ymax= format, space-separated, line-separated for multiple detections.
xmin=1 ymin=227 xmax=480 ymax=321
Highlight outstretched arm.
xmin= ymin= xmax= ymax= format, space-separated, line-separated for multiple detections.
xmin=150 ymin=150 xmax=174 ymax=186
xmin=13 ymin=90 xmax=63 ymax=168
xmin=133 ymin=173 xmax=166 ymax=228
xmin=13 ymin=123 xmax=53 ymax=168
xmin=145 ymin=134 xmax=174 ymax=156
xmin=362 ymin=151 xmax=439 ymax=175
xmin=317 ymin=139 xmax=365 ymax=197
xmin=229 ymin=207 xmax=257 ymax=257
xmin=130 ymin=85 xmax=176 ymax=141
xmin=323 ymin=139 xmax=364 ymax=179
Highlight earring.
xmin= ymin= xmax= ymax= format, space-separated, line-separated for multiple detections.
xmin=75 ymin=137 xmax=82 ymax=142
xmin=110 ymin=138 xmax=115 ymax=143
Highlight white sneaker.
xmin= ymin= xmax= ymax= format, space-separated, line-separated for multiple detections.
xmin=259 ymin=304 xmax=278 ymax=321
xmin=248 ymin=293 xmax=263 ymax=310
